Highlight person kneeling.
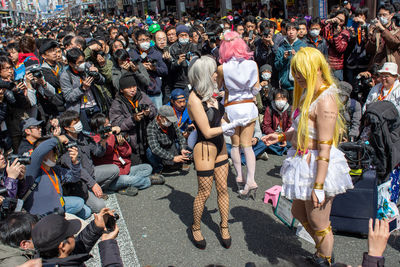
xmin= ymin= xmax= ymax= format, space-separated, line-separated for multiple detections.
xmin=91 ymin=113 xmax=157 ymax=196
xmin=146 ymin=105 xmax=191 ymax=175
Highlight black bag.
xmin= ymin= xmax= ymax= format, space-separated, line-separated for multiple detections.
xmin=330 ymin=169 xmax=378 ymax=235
xmin=338 ymin=141 xmax=375 ymax=171
xmin=62 ymin=181 xmax=89 ymax=201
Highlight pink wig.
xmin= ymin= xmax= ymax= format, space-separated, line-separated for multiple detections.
xmin=219 ymin=31 xmax=254 ymax=64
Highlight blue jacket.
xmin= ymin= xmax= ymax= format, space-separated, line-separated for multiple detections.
xmin=274 ymin=38 xmax=307 ymax=90
xmin=24 ymin=138 xmax=81 ymax=216
xmin=166 ymin=102 xmax=192 ymax=132
xmin=129 ymin=47 xmax=168 ymax=96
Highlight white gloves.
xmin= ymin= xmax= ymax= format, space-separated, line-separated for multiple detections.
xmin=222 ymin=118 xmax=252 ymax=136
xmin=314 ymin=189 xmax=325 ymax=204
xmin=251 ymin=85 xmax=262 ymax=96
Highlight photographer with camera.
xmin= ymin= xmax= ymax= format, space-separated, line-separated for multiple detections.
xmin=167 ymin=89 xmax=193 ymax=138
xmin=322 ymin=8 xmax=350 ymax=81
xmin=60 ymin=48 xmax=109 ymax=131
xmin=129 ymin=29 xmax=168 ymax=109
xmin=39 ymin=39 xmax=66 ymax=118
xmin=366 ymin=3 xmax=400 ymax=69
xmin=110 ymin=72 xmax=156 ymax=164
xmin=254 ymin=27 xmax=275 ymax=69
xmin=146 ymin=105 xmax=190 ymax=175
xmin=0 ymin=212 xmax=37 ymax=266
xmin=31 ymin=208 xmax=122 ymax=266
xmin=59 ymin=110 xmax=119 ymax=213
xmin=305 ymin=17 xmax=328 ymax=58
xmin=23 ymin=135 xmax=91 ymax=219
xmin=0 ymin=148 xmax=27 ymax=200
xmin=169 ymin=25 xmax=200 ymax=93
xmin=91 ymin=113 xmax=158 ymax=194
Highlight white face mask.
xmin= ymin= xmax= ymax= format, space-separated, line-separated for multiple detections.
xmin=179 ymin=38 xmax=189 ymax=45
xmin=380 ymin=16 xmax=389 ymax=26
xmin=309 ymin=29 xmax=320 ymax=37
xmin=275 ymin=100 xmax=287 ymax=110
xmin=72 ymin=121 xmax=83 ymax=133
xmin=262 ymin=72 xmax=271 ymax=80
xmin=43 ymin=158 xmax=56 ymax=167
xmin=162 ymin=120 xmax=172 ymax=127
xmin=139 ymin=42 xmax=150 ymax=51
xmin=76 ymin=63 xmax=86 ymax=72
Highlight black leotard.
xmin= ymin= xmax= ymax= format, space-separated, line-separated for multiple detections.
xmin=192 ymin=92 xmax=225 ymax=159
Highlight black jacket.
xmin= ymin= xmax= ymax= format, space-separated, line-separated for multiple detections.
xmin=40 ymin=221 xmax=123 ymax=267
xmin=168 ymin=42 xmax=199 ymax=89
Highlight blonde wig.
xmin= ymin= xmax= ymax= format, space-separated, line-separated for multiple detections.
xmin=290 ymin=47 xmax=345 ymax=153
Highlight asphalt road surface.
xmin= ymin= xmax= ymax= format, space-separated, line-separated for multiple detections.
xmin=94 ymin=153 xmax=400 ymax=267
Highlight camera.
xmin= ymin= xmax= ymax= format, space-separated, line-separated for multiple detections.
xmin=104 ymin=213 xmax=119 ymax=232
xmin=135 ymin=103 xmax=149 ymax=113
xmin=370 ymin=19 xmax=378 ymax=25
xmin=65 ymin=141 xmax=78 ymax=150
xmin=97 ymin=126 xmax=116 ymax=139
xmin=139 ymin=52 xmax=157 ymax=66
xmin=394 ymin=13 xmax=400 ymax=27
xmin=0 ymin=79 xmax=15 ymax=90
xmin=355 ymin=75 xmax=373 ymax=94
xmin=185 ymin=125 xmax=195 ymax=134
xmin=86 ymin=70 xmax=100 ymax=81
xmin=185 ymin=52 xmax=193 ymax=61
xmin=26 ymin=65 xmax=43 ymax=79
xmin=206 ymin=31 xmax=219 ymax=43
xmin=0 ymin=186 xmax=19 ymax=220
xmin=186 ymin=152 xmax=193 ymax=161
xmin=7 ymin=154 xmax=31 ymax=165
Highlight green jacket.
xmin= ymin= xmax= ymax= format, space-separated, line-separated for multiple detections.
xmin=0 ymin=242 xmax=35 ymax=267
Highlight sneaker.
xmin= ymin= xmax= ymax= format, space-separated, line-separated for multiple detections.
xmin=182 ymin=164 xmax=190 ymax=172
xmin=151 ymin=173 xmax=165 ymax=185
xmin=118 ymin=186 xmax=139 ymax=196
xmin=257 ymin=152 xmax=269 ymax=161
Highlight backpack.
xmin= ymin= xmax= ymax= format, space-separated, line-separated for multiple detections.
xmin=363 ymin=100 xmax=400 ymax=183
xmin=14 ymin=56 xmax=32 ymax=81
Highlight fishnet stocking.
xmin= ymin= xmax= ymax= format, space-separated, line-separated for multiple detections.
xmin=192 ymin=175 xmax=214 ymax=241
xmin=214 ymin=162 xmax=230 ymax=240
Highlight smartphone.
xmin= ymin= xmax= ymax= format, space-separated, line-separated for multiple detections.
xmin=389 ymin=216 xmax=399 ymax=233
xmin=104 ymin=213 xmax=120 ymax=232
xmin=248 ymin=30 xmax=253 ymax=40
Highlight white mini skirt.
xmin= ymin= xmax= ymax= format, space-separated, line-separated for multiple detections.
xmin=280 ymin=147 xmax=354 ymax=200
xmin=225 ymin=102 xmax=258 ymax=122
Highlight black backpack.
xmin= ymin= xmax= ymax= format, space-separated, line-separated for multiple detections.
xmin=363 ymin=100 xmax=400 ymax=182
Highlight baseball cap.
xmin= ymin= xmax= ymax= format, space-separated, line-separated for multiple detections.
xmin=170 ymin=88 xmax=186 ymax=100
xmin=22 ymin=118 xmax=43 ymax=131
xmin=32 ymin=214 xmax=81 ymax=252
xmin=39 ymin=39 xmax=59 ymax=55
xmin=158 ymin=105 xmax=178 ymax=123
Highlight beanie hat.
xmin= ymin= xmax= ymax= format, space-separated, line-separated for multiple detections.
xmin=176 ymin=24 xmax=189 ymax=36
xmin=119 ymin=72 xmax=137 ymax=90
xmin=260 ymin=64 xmax=272 ymax=73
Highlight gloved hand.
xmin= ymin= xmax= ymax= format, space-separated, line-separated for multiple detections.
xmin=314 ymin=189 xmax=325 ymax=204
xmin=221 ymin=118 xmax=252 ymax=134
xmin=222 ymin=123 xmax=235 ymax=136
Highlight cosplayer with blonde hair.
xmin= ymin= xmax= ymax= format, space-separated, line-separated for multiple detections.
xmin=217 ymin=31 xmax=261 ymax=199
xmin=187 ymin=56 xmax=250 ymax=250
xmin=262 ymin=47 xmax=353 ymax=266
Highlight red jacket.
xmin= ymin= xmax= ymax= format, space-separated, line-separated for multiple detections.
xmin=17 ymin=53 xmax=39 ymax=66
xmin=262 ymin=105 xmax=292 ymax=135
xmin=92 ymin=134 xmax=132 ymax=175
xmin=322 ymin=22 xmax=350 ymax=70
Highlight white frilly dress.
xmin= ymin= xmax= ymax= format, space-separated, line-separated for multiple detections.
xmin=280 ymin=85 xmax=354 ymax=200
xmin=223 ymin=58 xmax=259 ymax=122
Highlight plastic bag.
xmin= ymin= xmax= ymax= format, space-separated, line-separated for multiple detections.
xmin=377 ymin=179 xmax=399 ymax=220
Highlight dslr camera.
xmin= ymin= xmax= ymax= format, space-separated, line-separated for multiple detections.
xmin=26 ymin=65 xmax=43 ymax=79
xmin=97 ymin=125 xmax=117 ymax=139
xmin=0 ymin=187 xmax=19 ymax=220
xmin=135 ymin=103 xmax=149 ymax=113
xmin=7 ymin=154 xmax=31 ymax=165
xmin=139 ymin=52 xmax=157 ymax=66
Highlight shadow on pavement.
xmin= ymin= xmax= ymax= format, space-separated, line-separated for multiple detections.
xmin=230 ymin=206 xmax=311 ymax=266
xmin=266 ymin=165 xmax=282 ymax=179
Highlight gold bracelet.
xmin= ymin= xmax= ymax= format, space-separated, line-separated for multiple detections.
xmin=318 ymin=140 xmax=333 ymax=146
xmin=277 ymin=133 xmax=286 ymax=142
xmin=316 ymin=156 xmax=330 ymax=163
xmin=313 ymin=183 xmax=324 ymax=190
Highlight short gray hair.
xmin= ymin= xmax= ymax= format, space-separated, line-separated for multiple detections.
xmin=188 ymin=56 xmax=217 ymax=102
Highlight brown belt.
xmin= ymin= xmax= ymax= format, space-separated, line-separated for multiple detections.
xmin=224 ymin=99 xmax=254 ymax=107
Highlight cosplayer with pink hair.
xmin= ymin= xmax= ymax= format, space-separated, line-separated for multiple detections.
xmin=217 ymin=31 xmax=261 ymax=199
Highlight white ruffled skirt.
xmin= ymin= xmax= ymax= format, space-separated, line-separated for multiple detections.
xmin=225 ymin=102 xmax=258 ymax=122
xmin=280 ymin=147 xmax=354 ymax=200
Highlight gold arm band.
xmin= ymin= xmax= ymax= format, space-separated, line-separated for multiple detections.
xmin=316 ymin=156 xmax=330 ymax=163
xmin=313 ymin=183 xmax=324 ymax=190
xmin=318 ymin=140 xmax=333 ymax=145
xmin=277 ymin=132 xmax=286 ymax=142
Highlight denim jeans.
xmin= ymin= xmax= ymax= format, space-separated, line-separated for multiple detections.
xmin=226 ymin=140 xmax=267 ymax=165
xmin=333 ymin=69 xmax=344 ymax=81
xmin=108 ymin=164 xmax=152 ymax=191
xmin=146 ymin=147 xmax=164 ymax=173
xmin=149 ymin=93 xmax=163 ymax=110
xmin=64 ymin=196 xmax=92 ymax=219
xmin=267 ymin=141 xmax=292 ymax=156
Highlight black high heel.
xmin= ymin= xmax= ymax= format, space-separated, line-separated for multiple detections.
xmin=239 ymin=186 xmax=258 ymax=200
xmin=219 ymin=222 xmax=231 ymax=249
xmin=191 ymin=225 xmax=206 ymax=250
xmin=236 ymin=181 xmax=245 ymax=191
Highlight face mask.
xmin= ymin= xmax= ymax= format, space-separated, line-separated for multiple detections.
xmin=262 ymin=73 xmax=271 ymax=80
xmin=162 ymin=120 xmax=172 ymax=127
xmin=43 ymin=158 xmax=56 ymax=167
xmin=380 ymin=16 xmax=389 ymax=26
xmin=309 ymin=29 xmax=320 ymax=37
xmin=76 ymin=63 xmax=86 ymax=72
xmin=72 ymin=121 xmax=83 ymax=133
xmin=179 ymin=38 xmax=189 ymax=45
xmin=275 ymin=100 xmax=287 ymax=110
xmin=139 ymin=42 xmax=150 ymax=51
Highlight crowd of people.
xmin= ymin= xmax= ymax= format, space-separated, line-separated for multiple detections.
xmin=0 ymin=0 xmax=398 ymax=266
